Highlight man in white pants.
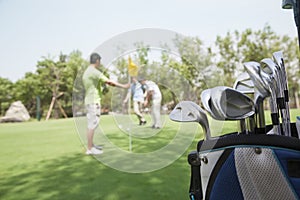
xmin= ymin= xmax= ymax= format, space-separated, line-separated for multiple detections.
xmin=140 ymin=78 xmax=162 ymax=129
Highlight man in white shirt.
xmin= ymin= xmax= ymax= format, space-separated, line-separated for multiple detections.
xmin=140 ymin=78 xmax=162 ymax=129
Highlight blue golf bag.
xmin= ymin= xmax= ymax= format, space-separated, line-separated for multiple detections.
xmin=188 ymin=123 xmax=300 ymax=200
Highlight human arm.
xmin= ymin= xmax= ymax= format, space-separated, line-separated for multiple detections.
xmin=95 ymin=67 xmax=129 ymax=89
xmin=106 ymin=79 xmax=130 ymax=89
xmin=144 ymin=90 xmax=153 ymax=107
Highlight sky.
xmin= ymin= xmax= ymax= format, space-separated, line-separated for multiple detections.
xmin=0 ymin=0 xmax=297 ymax=82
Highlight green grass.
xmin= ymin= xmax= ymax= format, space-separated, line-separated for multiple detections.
xmin=0 ymin=110 xmax=299 ymax=200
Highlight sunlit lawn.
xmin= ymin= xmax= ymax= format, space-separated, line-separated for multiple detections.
xmin=0 ymin=109 xmax=299 ymax=200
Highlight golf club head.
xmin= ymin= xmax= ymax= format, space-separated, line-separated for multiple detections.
xmin=260 ymin=59 xmax=281 ymax=94
xmin=233 ymin=73 xmax=255 ymax=134
xmin=201 ymin=89 xmax=212 ymax=113
xmin=273 ymin=51 xmax=289 ymax=91
xmin=261 ymin=58 xmax=278 ymax=76
xmin=261 ymin=58 xmax=286 ymax=106
xmin=233 ymin=72 xmax=255 ymax=94
xmin=243 ymin=62 xmax=270 ymax=98
xmin=169 ymin=101 xmax=211 ymax=139
xmin=200 ymin=89 xmax=224 ymax=120
xmin=210 ymin=86 xmax=255 ymax=120
xmin=261 ymin=58 xmax=284 ymax=86
xmin=273 ymin=51 xmax=284 ymax=66
xmin=259 ymin=69 xmax=278 ymax=96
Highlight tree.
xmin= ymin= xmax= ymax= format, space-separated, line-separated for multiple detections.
xmin=0 ymin=77 xmax=13 ymax=115
xmin=170 ymin=35 xmax=216 ymax=101
xmin=36 ymin=54 xmax=65 ymax=119
xmin=63 ymin=50 xmax=88 ymax=116
xmin=214 ymin=25 xmax=281 ymax=86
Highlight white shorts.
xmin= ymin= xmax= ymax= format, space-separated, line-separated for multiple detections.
xmin=86 ymin=104 xmax=101 ymax=130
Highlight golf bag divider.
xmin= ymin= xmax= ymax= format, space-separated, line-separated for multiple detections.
xmin=192 ymin=123 xmax=300 ymax=200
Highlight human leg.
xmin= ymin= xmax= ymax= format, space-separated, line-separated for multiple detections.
xmin=152 ymin=98 xmax=161 ymax=128
xmin=133 ymin=101 xmax=146 ymax=125
xmin=86 ymin=104 xmax=102 ymax=155
xmin=87 ymin=128 xmax=95 ymax=149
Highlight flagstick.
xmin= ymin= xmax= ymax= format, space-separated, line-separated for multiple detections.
xmin=127 ymin=56 xmax=139 ymax=152
xmin=128 ymin=74 xmax=132 ymax=152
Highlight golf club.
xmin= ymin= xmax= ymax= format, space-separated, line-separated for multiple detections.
xmin=261 ymin=58 xmax=291 ymax=137
xmin=273 ymin=51 xmax=292 ymax=136
xmin=169 ymin=101 xmax=211 ymax=140
xmin=244 ymin=61 xmax=282 ymax=135
xmin=201 ymin=86 xmax=255 ymax=134
xmin=210 ymin=86 xmax=255 ymax=119
xmin=201 ymin=88 xmax=246 ymax=134
xmin=233 ymin=72 xmax=258 ymax=134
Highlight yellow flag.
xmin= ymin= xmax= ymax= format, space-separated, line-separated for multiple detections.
xmin=128 ymin=57 xmax=138 ymax=77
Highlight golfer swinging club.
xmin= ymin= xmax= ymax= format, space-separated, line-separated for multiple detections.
xmin=139 ymin=78 xmax=162 ymax=129
xmin=83 ymin=53 xmax=129 ymax=155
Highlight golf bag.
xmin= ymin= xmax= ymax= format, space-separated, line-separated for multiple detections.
xmin=188 ymin=123 xmax=300 ymax=200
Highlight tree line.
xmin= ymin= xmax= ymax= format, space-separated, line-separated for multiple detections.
xmin=1 ymin=25 xmax=299 ymax=119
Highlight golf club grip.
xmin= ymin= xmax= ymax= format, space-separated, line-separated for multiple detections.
xmin=277 ymin=97 xmax=286 ymax=109
xmin=271 ymin=113 xmax=280 ymax=125
xmin=284 ymin=90 xmax=289 ymax=102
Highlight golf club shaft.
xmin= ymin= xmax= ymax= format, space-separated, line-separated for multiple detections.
xmin=238 ymin=119 xmax=247 ymax=134
xmin=277 ymin=97 xmax=289 ymax=136
xmin=269 ymin=97 xmax=282 ymax=135
xmin=201 ymin=123 xmax=211 ymax=140
xmin=256 ymin=100 xmax=266 ymax=134
xmin=280 ymin=58 xmax=291 ymax=137
xmin=246 ymin=115 xmax=256 ymax=134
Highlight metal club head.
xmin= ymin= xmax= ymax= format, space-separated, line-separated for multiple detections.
xmin=243 ymin=61 xmax=270 ymax=98
xmin=233 ymin=72 xmax=255 ymax=94
xmin=201 ymin=88 xmax=224 ymax=120
xmin=272 ymin=51 xmax=288 ymax=89
xmin=169 ymin=101 xmax=211 ymax=139
xmin=201 ymin=89 xmax=212 ymax=113
xmin=209 ymin=86 xmax=255 ymax=120
xmin=259 ymin=68 xmax=278 ymax=97
xmin=273 ymin=51 xmax=285 ymax=69
xmin=261 ymin=58 xmax=281 ymax=94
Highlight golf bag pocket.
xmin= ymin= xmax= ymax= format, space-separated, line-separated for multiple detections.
xmin=196 ymin=134 xmax=300 ymax=200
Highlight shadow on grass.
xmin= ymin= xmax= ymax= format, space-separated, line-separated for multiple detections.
xmin=0 ymin=152 xmax=191 ymax=200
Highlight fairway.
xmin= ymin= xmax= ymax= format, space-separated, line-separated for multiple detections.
xmin=0 ymin=110 xmax=299 ymax=200
xmin=0 ymin=115 xmax=199 ymax=200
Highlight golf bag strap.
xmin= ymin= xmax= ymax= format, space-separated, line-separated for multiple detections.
xmin=188 ymin=151 xmax=202 ymax=200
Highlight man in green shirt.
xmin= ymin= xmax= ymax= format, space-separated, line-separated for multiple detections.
xmin=82 ymin=53 xmax=128 ymax=155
